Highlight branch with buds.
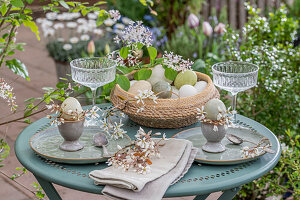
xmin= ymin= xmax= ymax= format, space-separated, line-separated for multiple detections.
xmin=107 ymin=127 xmax=168 ymax=174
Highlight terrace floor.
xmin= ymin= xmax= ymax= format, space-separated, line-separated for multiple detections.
xmin=0 ymin=26 xmax=221 ymax=200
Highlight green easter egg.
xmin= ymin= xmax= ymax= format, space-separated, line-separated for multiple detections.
xmin=174 ymin=70 xmax=197 ymax=89
xmin=153 ymin=81 xmax=172 ymax=99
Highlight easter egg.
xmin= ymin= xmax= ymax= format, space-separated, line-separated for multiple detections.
xmin=171 ymin=86 xmax=179 ymax=99
xmin=153 ymin=81 xmax=172 ymax=99
xmin=204 ymin=98 xmax=226 ymax=120
xmin=147 ymin=65 xmax=172 ymax=86
xmin=61 ymin=97 xmax=83 ymax=120
xmin=179 ymin=85 xmax=198 ymax=98
xmin=194 ymin=81 xmax=207 ymax=93
xmin=128 ymin=80 xmax=152 ymax=95
xmin=174 ymin=70 xmax=197 ymax=89
xmin=130 ymin=80 xmax=137 ymax=86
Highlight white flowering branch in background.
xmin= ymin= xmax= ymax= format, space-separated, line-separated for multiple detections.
xmin=241 ymin=137 xmax=273 ymax=158
xmin=107 ymin=127 xmax=168 ymax=174
xmin=108 ymin=10 xmax=121 ymax=22
xmin=0 ymin=78 xmax=17 ymax=112
xmin=196 ymin=106 xmax=235 ymax=132
xmin=162 ymin=51 xmax=194 ymax=72
xmin=134 ymin=90 xmax=158 ymax=113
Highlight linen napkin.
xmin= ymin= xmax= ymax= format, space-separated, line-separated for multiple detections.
xmin=89 ymin=138 xmax=197 ymax=200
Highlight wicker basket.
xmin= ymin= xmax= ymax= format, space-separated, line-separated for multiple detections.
xmin=110 ymin=71 xmax=219 ymax=128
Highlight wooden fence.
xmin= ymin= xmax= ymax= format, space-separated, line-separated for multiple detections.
xmin=201 ymin=0 xmax=282 ymax=29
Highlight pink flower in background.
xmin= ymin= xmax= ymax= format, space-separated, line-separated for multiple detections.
xmin=214 ymin=23 xmax=226 ymax=34
xmin=202 ymin=21 xmax=213 ymax=36
xmin=87 ymin=40 xmax=95 ymax=56
xmin=188 ymin=13 xmax=199 ymax=29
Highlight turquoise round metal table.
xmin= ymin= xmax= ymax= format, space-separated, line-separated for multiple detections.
xmin=15 ymin=104 xmax=281 ymax=200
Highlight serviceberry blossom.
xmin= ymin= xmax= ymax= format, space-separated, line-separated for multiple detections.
xmin=114 ymin=21 xmax=153 ymax=48
xmin=241 ymin=138 xmax=273 ymax=158
xmin=107 ymin=50 xmax=141 ymax=67
xmin=108 ymin=10 xmax=121 ymax=22
xmin=162 ymin=51 xmax=194 ymax=72
xmin=134 ymin=90 xmax=158 ymax=113
xmin=100 ymin=108 xmax=127 ymax=140
xmin=196 ymin=106 xmax=235 ymax=131
xmin=0 ymin=78 xmax=17 ymax=111
xmin=46 ymin=103 xmax=101 ymax=126
xmin=107 ymin=127 xmax=168 ymax=174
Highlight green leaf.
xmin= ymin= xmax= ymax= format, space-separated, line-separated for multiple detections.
xmin=96 ymin=10 xmax=107 ymax=26
xmin=94 ymin=1 xmax=107 ymax=6
xmin=24 ymin=97 xmax=36 ymax=103
xmin=134 ymin=69 xmax=152 ymax=80
xmin=6 ymin=59 xmax=30 ymax=81
xmin=191 ymin=59 xmax=207 ymax=73
xmin=116 ymin=75 xmax=130 ymax=91
xmin=24 ymin=110 xmax=32 ymax=117
xmin=26 ymin=0 xmax=34 ymax=4
xmin=56 ymin=82 xmax=66 ymax=89
xmin=147 ymin=46 xmax=157 ymax=61
xmin=81 ymin=9 xmax=88 ymax=16
xmin=59 ymin=1 xmax=70 ymax=9
xmin=136 ymin=42 xmax=144 ymax=50
xmin=120 ymin=47 xmax=129 ymax=59
xmin=102 ymin=79 xmax=116 ymax=96
xmin=164 ymin=68 xmax=178 ymax=81
xmin=66 ymin=2 xmax=75 ymax=7
xmin=11 ymin=0 xmax=24 ymax=8
xmin=23 ymin=20 xmax=40 ymax=40
xmin=117 ymin=66 xmax=133 ymax=75
xmin=1 ymin=3 xmax=7 ymax=16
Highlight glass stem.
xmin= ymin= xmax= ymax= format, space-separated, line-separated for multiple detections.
xmin=232 ymin=93 xmax=238 ymax=123
xmin=91 ymin=88 xmax=96 ymax=106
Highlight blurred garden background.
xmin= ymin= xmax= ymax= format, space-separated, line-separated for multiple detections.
xmin=0 ymin=0 xmax=299 ymax=199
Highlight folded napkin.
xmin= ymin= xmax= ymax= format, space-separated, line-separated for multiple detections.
xmin=89 ymin=138 xmax=197 ymax=200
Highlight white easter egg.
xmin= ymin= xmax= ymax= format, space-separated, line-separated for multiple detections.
xmin=128 ymin=80 xmax=152 ymax=95
xmin=204 ymin=98 xmax=226 ymax=120
xmin=179 ymin=85 xmax=198 ymax=98
xmin=171 ymin=86 xmax=179 ymax=99
xmin=194 ymin=81 xmax=207 ymax=93
xmin=61 ymin=97 xmax=83 ymax=120
xmin=147 ymin=65 xmax=172 ymax=86
xmin=130 ymin=80 xmax=137 ymax=86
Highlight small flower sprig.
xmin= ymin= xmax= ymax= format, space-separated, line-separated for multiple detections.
xmin=162 ymin=51 xmax=194 ymax=72
xmin=100 ymin=107 xmax=127 ymax=140
xmin=46 ymin=103 xmax=100 ymax=126
xmin=241 ymin=138 xmax=274 ymax=158
xmin=196 ymin=106 xmax=235 ymax=131
xmin=107 ymin=127 xmax=168 ymax=174
xmin=0 ymin=78 xmax=18 ymax=112
xmin=134 ymin=90 xmax=158 ymax=113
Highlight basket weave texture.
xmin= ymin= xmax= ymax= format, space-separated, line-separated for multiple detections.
xmin=110 ymin=72 xmax=220 ymax=128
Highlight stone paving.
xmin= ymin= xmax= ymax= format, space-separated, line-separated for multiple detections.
xmin=0 ymin=25 xmax=221 ymax=200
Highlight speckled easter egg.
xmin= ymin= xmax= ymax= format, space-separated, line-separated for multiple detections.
xmin=174 ymin=70 xmax=197 ymax=89
xmin=204 ymin=98 xmax=226 ymax=120
xmin=171 ymin=86 xmax=179 ymax=99
xmin=153 ymin=81 xmax=172 ymax=99
xmin=179 ymin=85 xmax=198 ymax=98
xmin=128 ymin=80 xmax=152 ymax=95
xmin=147 ymin=65 xmax=172 ymax=86
xmin=194 ymin=81 xmax=207 ymax=93
xmin=61 ymin=97 xmax=83 ymax=120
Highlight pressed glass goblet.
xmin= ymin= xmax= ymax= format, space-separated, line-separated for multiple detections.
xmin=70 ymin=57 xmax=117 ymax=126
xmin=212 ymin=61 xmax=259 ymax=124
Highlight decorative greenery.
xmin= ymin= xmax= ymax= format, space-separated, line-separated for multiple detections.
xmin=223 ymin=4 xmax=300 ymax=199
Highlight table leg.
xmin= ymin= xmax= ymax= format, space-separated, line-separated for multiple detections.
xmin=218 ymin=187 xmax=241 ymax=200
xmin=34 ymin=174 xmax=62 ymax=200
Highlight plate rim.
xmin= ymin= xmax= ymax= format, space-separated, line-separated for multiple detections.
xmin=172 ymin=126 xmax=269 ymax=164
xmin=29 ymin=126 xmax=131 ymax=162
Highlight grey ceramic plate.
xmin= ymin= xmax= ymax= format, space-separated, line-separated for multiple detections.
xmin=173 ymin=126 xmax=270 ymax=165
xmin=30 ymin=127 xmax=131 ymax=164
